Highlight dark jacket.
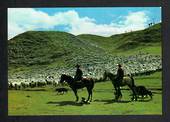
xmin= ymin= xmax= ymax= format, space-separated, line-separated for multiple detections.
xmin=74 ymin=68 xmax=83 ymax=81
xmin=116 ymin=67 xmax=124 ymax=80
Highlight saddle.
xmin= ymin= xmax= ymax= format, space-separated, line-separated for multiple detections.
xmin=74 ymin=80 xmax=82 ymax=83
xmin=119 ymin=76 xmax=132 ymax=85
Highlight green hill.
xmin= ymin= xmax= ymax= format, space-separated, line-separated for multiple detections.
xmin=77 ymin=23 xmax=161 ymax=55
xmin=8 ymin=31 xmax=106 ymax=66
xmin=8 ymin=23 xmax=161 ymax=76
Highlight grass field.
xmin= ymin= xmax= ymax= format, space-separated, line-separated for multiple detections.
xmin=8 ymin=71 xmax=162 ymax=115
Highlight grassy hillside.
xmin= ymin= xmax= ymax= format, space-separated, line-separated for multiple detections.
xmin=8 ymin=23 xmax=161 ymax=76
xmin=8 ymin=31 xmax=105 ymax=66
xmin=77 ymin=23 xmax=161 ymax=55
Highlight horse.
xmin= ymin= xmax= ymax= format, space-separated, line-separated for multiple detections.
xmin=59 ymin=74 xmax=94 ymax=102
xmin=103 ymin=71 xmax=137 ymax=101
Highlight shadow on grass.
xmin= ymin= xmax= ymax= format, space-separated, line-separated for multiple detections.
xmin=125 ymin=96 xmax=153 ymax=102
xmin=94 ymin=89 xmax=113 ymax=93
xmin=94 ymin=99 xmax=131 ymax=104
xmin=47 ymin=101 xmax=83 ymax=106
xmin=24 ymin=89 xmax=46 ymax=91
xmin=137 ymin=99 xmax=153 ymax=102
xmin=152 ymin=91 xmax=162 ymax=94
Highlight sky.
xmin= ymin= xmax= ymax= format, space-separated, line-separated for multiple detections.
xmin=8 ymin=7 xmax=161 ymax=39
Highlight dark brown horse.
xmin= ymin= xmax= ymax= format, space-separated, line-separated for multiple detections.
xmin=59 ymin=74 xmax=94 ymax=102
xmin=103 ymin=71 xmax=137 ymax=101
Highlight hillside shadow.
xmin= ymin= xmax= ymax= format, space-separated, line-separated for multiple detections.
xmin=94 ymin=99 xmax=131 ymax=104
xmin=47 ymin=101 xmax=83 ymax=106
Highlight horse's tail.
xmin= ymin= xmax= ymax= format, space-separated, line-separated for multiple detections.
xmin=129 ymin=75 xmax=138 ymax=101
xmin=91 ymin=78 xmax=95 ymax=89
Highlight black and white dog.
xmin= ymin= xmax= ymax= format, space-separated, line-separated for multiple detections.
xmin=135 ymin=85 xmax=153 ymax=99
xmin=55 ymin=88 xmax=68 ymax=94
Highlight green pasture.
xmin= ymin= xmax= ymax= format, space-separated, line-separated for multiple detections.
xmin=8 ymin=71 xmax=162 ymax=115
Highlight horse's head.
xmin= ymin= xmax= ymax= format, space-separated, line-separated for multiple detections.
xmin=59 ymin=74 xmax=66 ymax=84
xmin=59 ymin=74 xmax=74 ymax=85
xmin=102 ymin=70 xmax=116 ymax=81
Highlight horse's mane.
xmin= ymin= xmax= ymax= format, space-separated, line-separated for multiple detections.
xmin=107 ymin=72 xmax=115 ymax=77
xmin=105 ymin=71 xmax=115 ymax=76
xmin=103 ymin=71 xmax=116 ymax=81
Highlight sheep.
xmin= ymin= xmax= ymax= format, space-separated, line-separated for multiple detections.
xmin=8 ymin=82 xmax=13 ymax=89
xmin=29 ymin=81 xmax=37 ymax=88
xmin=37 ymin=80 xmax=46 ymax=87
xmin=21 ymin=82 xmax=30 ymax=89
xmin=45 ymin=75 xmax=54 ymax=85
xmin=9 ymin=53 xmax=162 ymax=91
xmin=53 ymin=80 xmax=59 ymax=87
xmin=21 ymin=82 xmax=26 ymax=89
xmin=12 ymin=82 xmax=21 ymax=90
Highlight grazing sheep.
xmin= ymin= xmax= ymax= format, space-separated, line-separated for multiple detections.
xmin=29 ymin=81 xmax=37 ymax=88
xmin=135 ymin=85 xmax=153 ymax=99
xmin=12 ymin=82 xmax=21 ymax=90
xmin=21 ymin=82 xmax=29 ymax=89
xmin=21 ymin=82 xmax=26 ymax=89
xmin=46 ymin=76 xmax=55 ymax=85
xmin=37 ymin=81 xmax=46 ymax=87
xmin=8 ymin=82 xmax=13 ymax=89
xmin=53 ymin=81 xmax=59 ymax=87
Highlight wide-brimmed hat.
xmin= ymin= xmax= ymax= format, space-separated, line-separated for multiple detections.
xmin=117 ymin=64 xmax=122 ymax=67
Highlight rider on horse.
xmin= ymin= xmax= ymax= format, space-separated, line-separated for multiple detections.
xmin=114 ymin=64 xmax=124 ymax=99
xmin=74 ymin=64 xmax=83 ymax=82
xmin=116 ymin=64 xmax=124 ymax=85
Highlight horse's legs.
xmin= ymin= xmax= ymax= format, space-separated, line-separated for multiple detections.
xmin=113 ymin=84 xmax=121 ymax=101
xmin=114 ymin=85 xmax=119 ymax=100
xmin=133 ymin=87 xmax=137 ymax=101
xmin=129 ymin=85 xmax=135 ymax=100
xmin=128 ymin=85 xmax=137 ymax=101
xmin=73 ymin=89 xmax=79 ymax=102
xmin=117 ymin=86 xmax=122 ymax=100
xmin=87 ymin=88 xmax=91 ymax=102
xmin=90 ymin=90 xmax=93 ymax=102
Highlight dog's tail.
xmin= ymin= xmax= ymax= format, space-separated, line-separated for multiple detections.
xmin=129 ymin=74 xmax=135 ymax=87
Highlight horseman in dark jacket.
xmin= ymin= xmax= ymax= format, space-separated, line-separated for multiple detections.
xmin=116 ymin=64 xmax=124 ymax=85
xmin=115 ymin=64 xmax=124 ymax=100
xmin=74 ymin=64 xmax=83 ymax=81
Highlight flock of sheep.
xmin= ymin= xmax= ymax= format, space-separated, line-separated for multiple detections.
xmin=8 ymin=76 xmax=59 ymax=90
xmin=8 ymin=53 xmax=162 ymax=90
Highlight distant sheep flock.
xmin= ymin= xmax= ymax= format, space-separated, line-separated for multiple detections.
xmin=8 ymin=53 xmax=162 ymax=90
xmin=8 ymin=76 xmax=59 ymax=90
